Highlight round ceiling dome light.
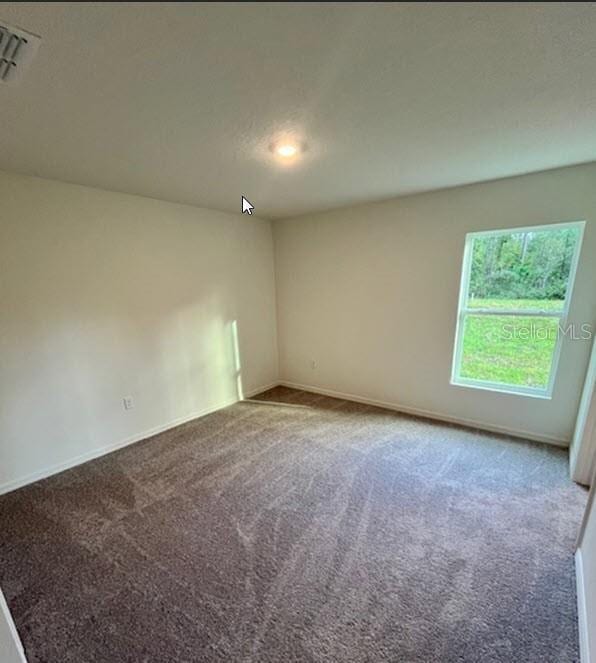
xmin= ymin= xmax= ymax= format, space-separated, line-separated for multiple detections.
xmin=270 ymin=138 xmax=305 ymax=163
xmin=276 ymin=143 xmax=298 ymax=158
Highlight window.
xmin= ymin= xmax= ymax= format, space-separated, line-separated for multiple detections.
xmin=451 ymin=221 xmax=584 ymax=398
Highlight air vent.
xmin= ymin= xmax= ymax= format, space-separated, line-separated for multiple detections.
xmin=0 ymin=21 xmax=41 ymax=85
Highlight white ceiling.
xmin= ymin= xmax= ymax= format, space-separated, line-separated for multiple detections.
xmin=1 ymin=2 xmax=595 ymax=220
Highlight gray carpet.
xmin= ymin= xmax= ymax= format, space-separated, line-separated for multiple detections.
xmin=0 ymin=387 xmax=587 ymax=662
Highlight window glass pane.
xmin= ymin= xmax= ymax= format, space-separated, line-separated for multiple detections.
xmin=466 ymin=227 xmax=580 ymax=312
xmin=459 ymin=314 xmax=559 ymax=390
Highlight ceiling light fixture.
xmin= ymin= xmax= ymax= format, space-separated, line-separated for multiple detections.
xmin=276 ymin=143 xmax=298 ymax=158
xmin=270 ymin=139 xmax=304 ymax=163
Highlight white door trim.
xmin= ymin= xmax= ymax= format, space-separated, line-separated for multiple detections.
xmin=571 ymin=338 xmax=596 ymax=486
xmin=0 ymin=588 xmax=27 ymax=663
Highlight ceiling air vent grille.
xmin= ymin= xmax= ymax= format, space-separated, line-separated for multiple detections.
xmin=0 ymin=21 xmax=41 ymax=85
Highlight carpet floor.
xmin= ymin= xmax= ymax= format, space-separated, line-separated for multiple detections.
xmin=0 ymin=387 xmax=587 ymax=662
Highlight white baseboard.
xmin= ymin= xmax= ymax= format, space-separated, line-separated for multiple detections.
xmin=0 ymin=588 xmax=27 ymax=663
xmin=0 ymin=381 xmax=278 ymax=497
xmin=243 ymin=381 xmax=280 ymax=400
xmin=576 ymin=549 xmax=591 ymax=663
xmin=0 ymin=377 xmax=567 ymax=497
xmin=278 ymin=380 xmax=569 ymax=448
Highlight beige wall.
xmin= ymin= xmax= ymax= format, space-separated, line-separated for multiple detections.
xmin=274 ymin=163 xmax=596 ymax=445
xmin=0 ymin=171 xmax=278 ymax=492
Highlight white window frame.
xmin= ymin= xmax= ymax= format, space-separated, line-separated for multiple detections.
xmin=451 ymin=221 xmax=585 ymax=399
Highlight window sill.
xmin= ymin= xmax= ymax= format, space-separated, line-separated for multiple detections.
xmin=450 ymin=378 xmax=553 ymax=400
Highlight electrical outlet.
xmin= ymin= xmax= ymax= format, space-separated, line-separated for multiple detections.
xmin=123 ymin=396 xmax=134 ymax=410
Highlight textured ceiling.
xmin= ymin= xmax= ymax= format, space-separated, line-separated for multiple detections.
xmin=0 ymin=2 xmax=595 ymax=219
